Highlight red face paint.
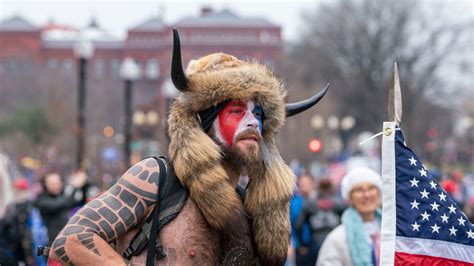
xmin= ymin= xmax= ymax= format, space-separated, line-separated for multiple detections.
xmin=218 ymin=100 xmax=247 ymax=145
xmin=215 ymin=100 xmax=263 ymax=146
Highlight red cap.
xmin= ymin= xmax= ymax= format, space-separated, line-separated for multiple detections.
xmin=13 ymin=178 xmax=29 ymax=190
xmin=442 ymin=180 xmax=456 ymax=193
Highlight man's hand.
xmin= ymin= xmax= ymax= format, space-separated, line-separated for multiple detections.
xmin=70 ymin=170 xmax=88 ymax=189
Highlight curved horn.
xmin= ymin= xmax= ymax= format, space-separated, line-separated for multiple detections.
xmin=286 ymin=83 xmax=330 ymax=117
xmin=171 ymin=28 xmax=188 ymax=91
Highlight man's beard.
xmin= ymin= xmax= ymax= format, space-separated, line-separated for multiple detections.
xmin=219 ymin=131 xmax=264 ymax=179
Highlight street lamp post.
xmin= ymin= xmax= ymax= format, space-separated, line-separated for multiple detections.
xmin=162 ymin=78 xmax=178 ymax=147
xmin=73 ymin=32 xmax=94 ymax=169
xmin=311 ymin=115 xmax=325 ymax=133
xmin=163 ymin=78 xmax=178 ymax=113
xmin=120 ymin=57 xmax=141 ymax=168
xmin=340 ymin=115 xmax=356 ymax=151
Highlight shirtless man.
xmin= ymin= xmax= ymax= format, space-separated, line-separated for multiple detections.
xmin=50 ymin=29 xmax=328 ymax=265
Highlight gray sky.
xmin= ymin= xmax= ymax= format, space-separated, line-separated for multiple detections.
xmin=1 ymin=0 xmax=472 ymax=41
xmin=0 ymin=0 xmax=322 ymax=42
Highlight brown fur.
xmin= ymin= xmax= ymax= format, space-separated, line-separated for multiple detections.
xmin=167 ymin=53 xmax=295 ymax=263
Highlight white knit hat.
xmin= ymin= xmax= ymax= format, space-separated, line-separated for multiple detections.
xmin=341 ymin=167 xmax=382 ymax=200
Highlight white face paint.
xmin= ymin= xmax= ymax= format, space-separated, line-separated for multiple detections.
xmin=211 ymin=100 xmax=263 ymax=146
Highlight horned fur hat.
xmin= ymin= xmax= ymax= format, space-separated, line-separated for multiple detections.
xmin=167 ymin=29 xmax=328 ymax=264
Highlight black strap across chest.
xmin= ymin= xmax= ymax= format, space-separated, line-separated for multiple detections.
xmin=122 ymin=156 xmax=188 ymax=264
xmin=145 ymin=157 xmax=166 ymax=266
xmin=123 ymin=156 xmax=247 ymax=264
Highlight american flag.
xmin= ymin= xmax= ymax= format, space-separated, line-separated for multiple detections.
xmin=328 ymin=162 xmax=347 ymax=185
xmin=380 ymin=122 xmax=474 ymax=265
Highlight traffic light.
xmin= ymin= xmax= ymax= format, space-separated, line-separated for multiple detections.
xmin=427 ymin=128 xmax=438 ymax=139
xmin=308 ymin=138 xmax=323 ymax=153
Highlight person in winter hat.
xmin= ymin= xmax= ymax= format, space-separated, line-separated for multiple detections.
xmin=317 ymin=167 xmax=382 ymax=266
xmin=51 ymin=29 xmax=329 ymax=265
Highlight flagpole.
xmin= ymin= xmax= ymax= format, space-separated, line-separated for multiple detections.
xmin=380 ymin=63 xmax=403 ymax=265
xmin=380 ymin=121 xmax=397 ymax=266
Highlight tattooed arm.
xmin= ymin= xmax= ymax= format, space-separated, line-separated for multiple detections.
xmin=50 ymin=158 xmax=162 ymax=265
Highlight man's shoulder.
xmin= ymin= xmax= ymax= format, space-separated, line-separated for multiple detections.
xmin=108 ymin=157 xmax=164 ymax=211
xmin=129 ymin=157 xmax=162 ymax=174
xmin=120 ymin=158 xmax=163 ymax=185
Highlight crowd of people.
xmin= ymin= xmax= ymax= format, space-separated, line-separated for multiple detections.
xmin=0 ymin=157 xmax=100 ymax=266
xmin=286 ymin=163 xmax=474 ymax=266
xmin=0 ymin=150 xmax=473 ymax=266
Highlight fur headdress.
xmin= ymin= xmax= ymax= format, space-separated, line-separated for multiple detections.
xmin=167 ymin=29 xmax=328 ymax=264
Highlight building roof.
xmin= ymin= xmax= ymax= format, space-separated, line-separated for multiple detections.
xmin=43 ymin=23 xmax=78 ymax=32
xmin=0 ymin=15 xmax=39 ymax=31
xmin=41 ymin=17 xmax=122 ymax=43
xmin=174 ymin=8 xmax=277 ymax=28
xmin=41 ymin=21 xmax=79 ymax=40
xmin=130 ymin=16 xmax=166 ymax=31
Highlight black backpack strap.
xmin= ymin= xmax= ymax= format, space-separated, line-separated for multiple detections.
xmin=145 ymin=157 xmax=167 ymax=266
xmin=156 ymin=158 xmax=188 ymax=221
xmin=122 ymin=157 xmax=188 ymax=262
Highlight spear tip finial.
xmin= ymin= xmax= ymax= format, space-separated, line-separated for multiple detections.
xmin=388 ymin=62 xmax=402 ymax=125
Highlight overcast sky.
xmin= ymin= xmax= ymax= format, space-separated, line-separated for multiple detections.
xmin=2 ymin=0 xmax=473 ymax=42
xmin=0 ymin=0 xmax=325 ymax=42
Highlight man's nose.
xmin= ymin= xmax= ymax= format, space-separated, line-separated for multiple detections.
xmin=246 ymin=113 xmax=259 ymax=129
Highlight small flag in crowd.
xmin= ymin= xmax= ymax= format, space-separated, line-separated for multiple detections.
xmin=328 ymin=162 xmax=347 ymax=185
xmin=380 ymin=122 xmax=474 ymax=265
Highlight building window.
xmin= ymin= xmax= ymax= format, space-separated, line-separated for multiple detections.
xmin=145 ymin=59 xmax=159 ymax=80
xmin=62 ymin=59 xmax=73 ymax=73
xmin=3 ymin=58 xmax=17 ymax=72
xmin=110 ymin=58 xmax=119 ymax=79
xmin=135 ymin=60 xmax=143 ymax=78
xmin=93 ymin=59 xmax=105 ymax=79
xmin=47 ymin=59 xmax=58 ymax=69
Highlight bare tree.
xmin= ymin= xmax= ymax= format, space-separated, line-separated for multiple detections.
xmin=285 ymin=0 xmax=472 ymax=161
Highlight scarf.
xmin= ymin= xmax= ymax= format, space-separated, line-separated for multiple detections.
xmin=342 ymin=207 xmax=382 ymax=266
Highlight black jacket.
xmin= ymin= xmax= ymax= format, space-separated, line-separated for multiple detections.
xmin=296 ymin=195 xmax=346 ymax=246
xmin=35 ymin=186 xmax=82 ymax=244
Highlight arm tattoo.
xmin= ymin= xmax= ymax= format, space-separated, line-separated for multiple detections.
xmin=52 ymin=158 xmax=161 ymax=264
xmin=78 ymin=233 xmax=101 ymax=256
xmin=118 ymin=179 xmax=157 ymax=202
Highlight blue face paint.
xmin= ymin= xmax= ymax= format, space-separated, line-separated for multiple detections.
xmin=252 ymin=104 xmax=264 ymax=132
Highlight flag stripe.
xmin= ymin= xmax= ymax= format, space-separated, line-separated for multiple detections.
xmin=381 ymin=121 xmax=397 ymax=266
xmin=396 ymin=236 xmax=474 ymax=263
xmin=395 ymin=252 xmax=473 ymax=266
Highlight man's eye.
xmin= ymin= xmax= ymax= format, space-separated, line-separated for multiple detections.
xmin=230 ymin=109 xmax=243 ymax=114
xmin=253 ymin=111 xmax=262 ymax=118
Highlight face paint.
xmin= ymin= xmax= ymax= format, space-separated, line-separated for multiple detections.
xmin=212 ymin=100 xmax=264 ymax=146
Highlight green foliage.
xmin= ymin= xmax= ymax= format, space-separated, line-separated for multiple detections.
xmin=0 ymin=104 xmax=57 ymax=144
